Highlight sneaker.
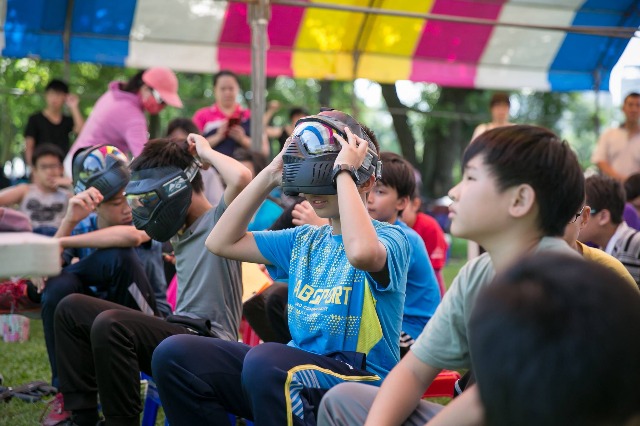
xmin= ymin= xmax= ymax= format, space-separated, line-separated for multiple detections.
xmin=40 ymin=393 xmax=71 ymax=426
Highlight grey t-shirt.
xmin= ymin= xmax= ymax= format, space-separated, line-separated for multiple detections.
xmin=411 ymin=237 xmax=579 ymax=370
xmin=172 ymin=199 xmax=243 ymax=341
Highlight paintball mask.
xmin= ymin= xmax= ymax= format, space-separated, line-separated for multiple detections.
xmin=124 ymin=160 xmax=200 ymax=242
xmin=72 ymin=145 xmax=130 ymax=200
xmin=281 ymin=109 xmax=382 ymax=196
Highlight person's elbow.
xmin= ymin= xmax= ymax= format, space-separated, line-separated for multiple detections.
xmin=228 ymin=166 xmax=253 ymax=193
xmin=346 ymin=244 xmax=386 ymax=272
xmin=205 ymin=230 xmax=224 ymax=255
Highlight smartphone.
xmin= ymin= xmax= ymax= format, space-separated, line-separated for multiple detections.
xmin=228 ymin=117 xmax=241 ymax=127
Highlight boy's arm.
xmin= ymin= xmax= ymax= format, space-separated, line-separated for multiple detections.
xmin=364 ymin=351 xmax=442 ymax=426
xmin=0 ymin=184 xmax=28 ymax=207
xmin=335 ymin=128 xmax=387 ymax=273
xmin=58 ymin=226 xmax=150 ymax=249
xmin=187 ymin=133 xmax=253 ymax=208
xmin=205 ymin=136 xmax=286 ymax=265
xmin=54 ymin=187 xmax=103 ymax=238
xmin=65 ymin=94 xmax=85 ymax=134
xmin=24 ymin=137 xmax=35 ymax=166
xmin=424 ymin=385 xmax=484 ymax=426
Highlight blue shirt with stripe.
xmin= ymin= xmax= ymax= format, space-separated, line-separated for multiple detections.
xmin=253 ymin=220 xmax=410 ymax=380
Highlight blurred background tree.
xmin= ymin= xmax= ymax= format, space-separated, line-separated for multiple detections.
xmin=0 ymin=58 xmax=613 ymax=197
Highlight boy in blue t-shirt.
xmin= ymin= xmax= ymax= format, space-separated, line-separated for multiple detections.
xmin=152 ymin=110 xmax=411 ymax=426
xmin=367 ymin=152 xmax=440 ymax=355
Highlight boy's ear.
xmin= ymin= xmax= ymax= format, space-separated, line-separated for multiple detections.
xmin=596 ymin=209 xmax=612 ymax=226
xmin=396 ymin=195 xmax=410 ymax=213
xmin=358 ymin=175 xmax=376 ymax=193
xmin=508 ymin=184 xmax=536 ymax=219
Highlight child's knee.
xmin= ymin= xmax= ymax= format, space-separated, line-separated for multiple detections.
xmin=242 ymin=342 xmax=284 ymax=387
xmin=151 ymin=334 xmax=194 ymax=377
xmin=89 ymin=309 xmax=128 ymax=347
xmin=54 ymin=293 xmax=86 ymax=323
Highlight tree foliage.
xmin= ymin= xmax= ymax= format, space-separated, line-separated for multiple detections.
xmin=1 ymin=59 xmax=609 ymax=193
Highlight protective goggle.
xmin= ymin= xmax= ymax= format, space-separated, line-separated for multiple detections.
xmin=76 ymin=146 xmax=128 ymax=188
xmin=292 ymin=115 xmax=376 ymax=155
xmin=291 ymin=116 xmax=378 ymax=175
xmin=151 ymin=88 xmax=165 ymax=105
xmin=125 ymin=160 xmax=199 ymax=220
xmin=290 ymin=121 xmax=341 ymax=156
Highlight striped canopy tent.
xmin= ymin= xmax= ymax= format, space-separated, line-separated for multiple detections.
xmin=1 ymin=0 xmax=639 ymax=147
xmin=2 ymin=0 xmax=639 ymax=91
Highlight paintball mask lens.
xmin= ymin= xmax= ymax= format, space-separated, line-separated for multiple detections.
xmin=77 ymin=155 xmax=103 ymax=183
xmin=292 ymin=121 xmax=342 ymax=156
xmin=126 ymin=190 xmax=161 ymax=220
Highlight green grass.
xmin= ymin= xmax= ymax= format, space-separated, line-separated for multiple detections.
xmin=0 ymin=318 xmax=166 ymax=426
xmin=0 ymin=245 xmax=469 ymax=426
xmin=0 ymin=316 xmax=52 ymax=426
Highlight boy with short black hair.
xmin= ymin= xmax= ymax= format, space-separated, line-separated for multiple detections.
xmin=469 ymin=253 xmax=640 ymax=426
xmin=368 ymin=151 xmax=440 ymax=355
xmin=580 ymin=174 xmax=640 ymax=286
xmin=39 ymin=146 xmax=161 ymax=399
xmin=48 ymin=136 xmax=251 ymax=426
xmin=318 ymin=124 xmax=584 ymax=426
xmin=24 ymin=79 xmax=84 ymax=165
xmin=152 ymin=110 xmax=411 ymax=426
xmin=0 ymin=143 xmax=71 ymax=236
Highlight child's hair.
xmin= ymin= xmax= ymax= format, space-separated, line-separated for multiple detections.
xmin=463 ymin=125 xmax=583 ymax=236
xmin=469 ymin=253 xmax=640 ymax=426
xmin=289 ymin=107 xmax=309 ymax=121
xmin=129 ymin=138 xmax=203 ymax=193
xmin=232 ymin=148 xmax=267 ymax=177
xmin=166 ymin=118 xmax=199 ymax=137
xmin=378 ymin=152 xmax=416 ymax=200
xmin=121 ymin=70 xmax=146 ymax=94
xmin=361 ymin=124 xmax=380 ymax=156
xmin=45 ymin=79 xmax=69 ymax=94
xmin=624 ymin=173 xmax=640 ymax=202
xmin=489 ymin=92 xmax=510 ymax=107
xmin=32 ymin=143 xmax=64 ymax=167
xmin=585 ymin=175 xmax=625 ymax=225
xmin=213 ymin=70 xmax=241 ymax=88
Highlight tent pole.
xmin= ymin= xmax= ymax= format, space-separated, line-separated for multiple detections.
xmin=594 ymin=69 xmax=601 ymax=137
xmin=249 ymin=0 xmax=270 ymax=154
xmin=63 ymin=0 xmax=75 ymax=81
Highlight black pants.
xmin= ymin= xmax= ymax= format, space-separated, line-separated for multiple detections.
xmin=54 ymin=294 xmax=187 ymax=426
xmin=243 ymin=283 xmax=291 ymax=344
xmin=42 ymin=247 xmax=158 ymax=387
xmin=152 ymin=337 xmax=381 ymax=426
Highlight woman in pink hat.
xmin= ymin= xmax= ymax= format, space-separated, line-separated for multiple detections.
xmin=64 ymin=67 xmax=183 ymax=175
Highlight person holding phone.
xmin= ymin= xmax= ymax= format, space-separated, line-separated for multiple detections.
xmin=193 ymin=70 xmax=269 ymax=157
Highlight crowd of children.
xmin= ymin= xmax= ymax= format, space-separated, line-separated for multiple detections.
xmin=0 ymin=71 xmax=639 ymax=426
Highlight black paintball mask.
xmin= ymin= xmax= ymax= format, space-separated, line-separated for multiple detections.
xmin=282 ymin=109 xmax=382 ymax=196
xmin=124 ymin=160 xmax=200 ymax=242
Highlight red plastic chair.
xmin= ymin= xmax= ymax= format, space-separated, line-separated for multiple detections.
xmin=422 ymin=370 xmax=461 ymax=398
xmin=239 ymin=317 xmax=261 ymax=347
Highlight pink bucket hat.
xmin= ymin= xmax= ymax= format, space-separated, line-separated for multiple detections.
xmin=142 ymin=67 xmax=183 ymax=108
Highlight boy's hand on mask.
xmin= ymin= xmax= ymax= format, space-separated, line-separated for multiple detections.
xmin=187 ymin=133 xmax=212 ymax=170
xmin=65 ymin=187 xmax=103 ymax=224
xmin=266 ymin=138 xmax=290 ymax=186
xmin=334 ymin=127 xmax=368 ymax=170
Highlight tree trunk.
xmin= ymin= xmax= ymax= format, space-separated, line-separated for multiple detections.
xmin=380 ymin=82 xmax=418 ymax=166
